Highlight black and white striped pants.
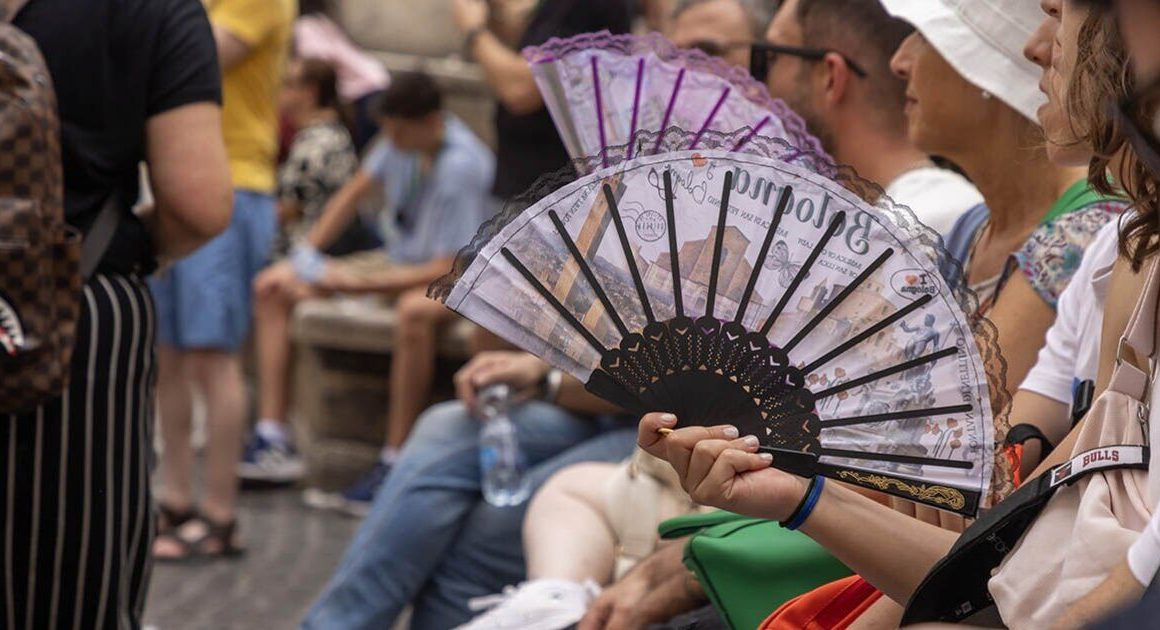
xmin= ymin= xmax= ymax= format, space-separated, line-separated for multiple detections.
xmin=2 ymin=273 xmax=156 ymax=629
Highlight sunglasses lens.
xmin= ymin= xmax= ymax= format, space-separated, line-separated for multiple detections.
xmin=748 ymin=46 xmax=772 ymax=82
xmin=693 ymin=41 xmax=724 ymax=57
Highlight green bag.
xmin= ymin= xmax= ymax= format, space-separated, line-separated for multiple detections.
xmin=659 ymin=511 xmax=852 ymax=630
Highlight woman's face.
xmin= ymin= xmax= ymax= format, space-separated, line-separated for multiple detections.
xmin=889 ymin=32 xmax=1000 ymax=160
xmin=1025 ymin=0 xmax=1093 ymax=166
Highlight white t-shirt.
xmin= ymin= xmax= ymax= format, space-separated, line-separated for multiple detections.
xmin=1019 ymin=219 xmax=1121 ymax=402
xmin=1130 ymin=290 xmax=1160 ymax=585
xmin=1129 ymin=501 xmax=1160 ymax=584
xmin=884 ymin=166 xmax=984 ymax=238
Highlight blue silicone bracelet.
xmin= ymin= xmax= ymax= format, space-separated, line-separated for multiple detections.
xmin=782 ymin=476 xmax=825 ymax=531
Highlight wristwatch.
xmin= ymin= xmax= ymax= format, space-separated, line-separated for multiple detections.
xmin=539 ymin=368 xmax=563 ymax=403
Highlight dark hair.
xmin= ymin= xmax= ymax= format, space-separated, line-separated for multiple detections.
xmin=375 ymin=72 xmax=443 ymax=120
xmin=795 ymin=0 xmax=913 ymax=130
xmin=1069 ymin=9 xmax=1158 ymax=270
xmin=298 ymin=0 xmax=330 ymax=16
xmin=296 ymin=57 xmax=342 ymax=111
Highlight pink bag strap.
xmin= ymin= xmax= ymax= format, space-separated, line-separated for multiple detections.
xmin=1109 ymin=258 xmax=1160 ymax=403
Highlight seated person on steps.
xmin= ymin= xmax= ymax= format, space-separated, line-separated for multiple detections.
xmin=240 ymin=73 xmax=497 ymax=508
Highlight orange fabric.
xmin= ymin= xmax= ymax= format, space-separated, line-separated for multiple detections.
xmin=759 ymin=576 xmax=884 ymax=630
xmin=1005 ymin=443 xmax=1025 ymax=488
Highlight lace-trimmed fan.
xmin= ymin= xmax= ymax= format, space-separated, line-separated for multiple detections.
xmin=433 ymin=149 xmax=997 ymax=516
xmin=525 ymin=31 xmax=831 ymax=173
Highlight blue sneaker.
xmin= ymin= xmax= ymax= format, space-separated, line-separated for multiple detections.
xmin=238 ymin=433 xmax=305 ymax=484
xmin=338 ymin=461 xmax=391 ymax=517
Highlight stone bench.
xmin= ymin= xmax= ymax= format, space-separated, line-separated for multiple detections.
xmin=290 ymin=297 xmax=476 ymax=490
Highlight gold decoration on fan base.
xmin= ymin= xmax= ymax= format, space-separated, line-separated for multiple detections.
xmin=836 ymin=470 xmax=966 ymax=511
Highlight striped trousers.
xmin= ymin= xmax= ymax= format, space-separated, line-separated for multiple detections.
xmin=1 ymin=273 xmax=156 ymax=629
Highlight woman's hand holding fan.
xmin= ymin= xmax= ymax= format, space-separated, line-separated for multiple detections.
xmin=638 ymin=412 xmax=811 ymax=523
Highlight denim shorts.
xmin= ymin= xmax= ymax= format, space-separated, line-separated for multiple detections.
xmin=149 ymin=189 xmax=277 ymax=351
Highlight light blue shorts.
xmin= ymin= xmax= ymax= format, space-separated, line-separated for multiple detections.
xmin=149 ymin=190 xmax=277 ymax=351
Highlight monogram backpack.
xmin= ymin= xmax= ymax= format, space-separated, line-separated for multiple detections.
xmin=0 ymin=0 xmax=117 ymax=413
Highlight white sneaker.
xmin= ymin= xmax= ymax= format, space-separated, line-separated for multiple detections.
xmin=238 ymin=433 xmax=305 ymax=483
xmin=455 ymin=579 xmax=601 ymax=630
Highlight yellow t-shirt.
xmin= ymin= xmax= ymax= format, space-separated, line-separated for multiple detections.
xmin=208 ymin=0 xmax=295 ymax=193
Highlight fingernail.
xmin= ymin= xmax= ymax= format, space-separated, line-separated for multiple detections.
xmin=742 ymin=435 xmax=759 ymax=448
xmin=722 ymin=425 xmax=740 ymax=439
xmin=758 ymin=453 xmax=773 ymax=463
xmin=659 ymin=413 xmax=678 ymax=426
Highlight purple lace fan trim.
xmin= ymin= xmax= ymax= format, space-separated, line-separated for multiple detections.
xmin=523 ymin=30 xmax=830 ymax=161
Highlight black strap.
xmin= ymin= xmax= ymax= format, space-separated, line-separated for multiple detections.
xmin=902 ymin=445 xmax=1149 ymax=625
xmin=1072 ymin=379 xmax=1096 ymax=428
xmin=1005 ymin=423 xmax=1055 ymax=455
xmin=79 ymin=196 xmax=120 ymax=279
xmin=901 ymin=473 xmax=1054 ymax=624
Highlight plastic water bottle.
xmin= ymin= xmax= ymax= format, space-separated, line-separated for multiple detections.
xmin=478 ymin=384 xmax=531 ymax=507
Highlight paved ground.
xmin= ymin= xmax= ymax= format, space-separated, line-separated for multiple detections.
xmin=143 ymin=487 xmax=361 ymax=630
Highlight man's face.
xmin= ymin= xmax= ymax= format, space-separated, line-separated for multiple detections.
xmin=669 ymin=0 xmax=754 ymax=69
xmin=764 ymin=0 xmax=834 ymax=151
xmin=380 ymin=114 xmax=438 ymax=153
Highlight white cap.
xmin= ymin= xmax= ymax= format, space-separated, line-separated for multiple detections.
xmin=880 ymin=0 xmax=1045 ymax=123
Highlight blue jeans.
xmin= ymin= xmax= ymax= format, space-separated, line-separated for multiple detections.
xmin=303 ymin=401 xmax=637 ymax=630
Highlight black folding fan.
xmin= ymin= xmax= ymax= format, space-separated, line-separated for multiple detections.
xmin=432 ymin=148 xmax=998 ymax=516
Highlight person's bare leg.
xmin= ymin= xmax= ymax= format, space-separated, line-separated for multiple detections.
xmin=254 ymin=278 xmax=310 ymax=426
xmin=187 ymin=349 xmax=247 ymax=530
xmin=384 ymin=289 xmax=454 ymax=449
xmin=524 ymin=463 xmax=620 ymax=584
xmin=153 ymin=345 xmax=195 ymax=558
xmin=154 ymin=345 xmax=194 ymax=511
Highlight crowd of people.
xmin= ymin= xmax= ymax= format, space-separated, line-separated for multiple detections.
xmin=5 ymin=0 xmax=1160 ymax=628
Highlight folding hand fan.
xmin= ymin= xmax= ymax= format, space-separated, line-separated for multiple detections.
xmin=524 ymin=31 xmax=830 ymax=174
xmin=432 ymin=147 xmax=1004 ymax=517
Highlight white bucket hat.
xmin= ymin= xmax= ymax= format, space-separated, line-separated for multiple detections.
xmin=880 ymin=0 xmax=1045 ymax=123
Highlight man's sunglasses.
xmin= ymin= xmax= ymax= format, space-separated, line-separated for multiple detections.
xmin=749 ymin=42 xmax=868 ymax=83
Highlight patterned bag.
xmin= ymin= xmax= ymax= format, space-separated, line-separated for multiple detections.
xmin=0 ymin=0 xmax=106 ymax=413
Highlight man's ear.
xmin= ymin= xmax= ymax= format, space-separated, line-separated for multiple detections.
xmin=820 ymin=51 xmax=854 ymax=111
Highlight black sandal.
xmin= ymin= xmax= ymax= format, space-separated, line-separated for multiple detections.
xmin=152 ymin=503 xmax=197 ymax=563
xmin=178 ymin=514 xmax=246 ymax=560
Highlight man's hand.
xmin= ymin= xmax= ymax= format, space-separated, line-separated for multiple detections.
xmin=452 ymin=0 xmax=489 ymax=34
xmin=638 ymin=413 xmax=808 ymax=522
xmin=580 ymin=567 xmax=652 ymax=630
xmin=254 ymin=260 xmax=310 ymax=300
xmin=453 ymin=351 xmax=551 ymax=410
xmin=580 ymin=543 xmax=706 ymax=630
